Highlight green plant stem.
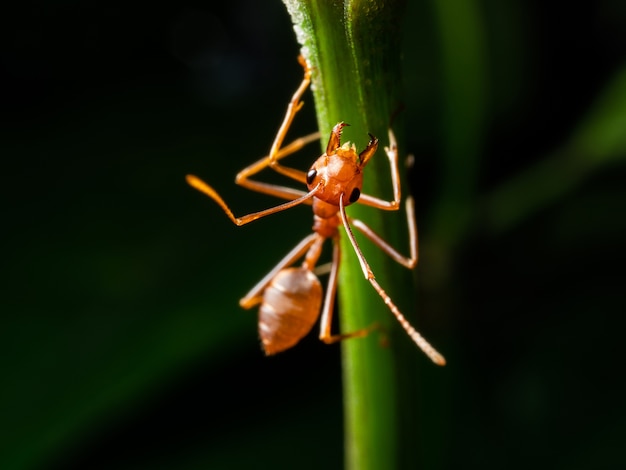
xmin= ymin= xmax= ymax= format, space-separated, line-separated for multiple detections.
xmin=483 ymin=64 xmax=626 ymax=234
xmin=281 ymin=1 xmax=415 ymax=469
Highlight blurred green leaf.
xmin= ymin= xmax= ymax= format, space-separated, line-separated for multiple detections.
xmin=428 ymin=0 xmax=487 ymax=248
xmin=484 ymin=64 xmax=626 ymax=234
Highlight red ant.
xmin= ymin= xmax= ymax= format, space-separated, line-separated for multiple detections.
xmin=186 ymin=55 xmax=445 ymax=366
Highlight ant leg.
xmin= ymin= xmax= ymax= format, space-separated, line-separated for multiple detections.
xmin=186 ymin=57 xmax=319 ymax=216
xmin=186 ymin=176 xmax=322 ymax=226
xmin=239 ymin=233 xmax=318 ymax=309
xmin=358 ymin=127 xmax=401 ymax=211
xmin=338 ymin=195 xmax=446 ymax=366
xmin=350 ymin=196 xmax=418 ymax=269
xmin=319 ymin=240 xmax=377 ymax=344
xmin=265 ymin=54 xmax=313 ymax=184
xmin=313 ymin=262 xmax=332 ymax=276
xmin=234 ymin=131 xmax=321 ymax=203
xmin=187 ymin=133 xmax=320 ymax=215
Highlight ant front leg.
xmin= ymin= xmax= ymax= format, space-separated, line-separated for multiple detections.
xmin=234 ymin=131 xmax=320 ymax=204
xmin=264 ymin=54 xmax=313 ymax=185
xmin=186 ymin=175 xmax=322 ymax=226
xmin=186 ymin=131 xmax=321 ymax=220
xmin=186 ymin=56 xmax=321 ymax=225
xmin=357 ymin=128 xmax=402 ymax=211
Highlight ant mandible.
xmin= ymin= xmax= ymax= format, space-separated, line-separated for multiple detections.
xmin=186 ymin=55 xmax=446 ymax=366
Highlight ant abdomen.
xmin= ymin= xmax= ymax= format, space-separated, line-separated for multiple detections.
xmin=258 ymin=267 xmax=323 ymax=355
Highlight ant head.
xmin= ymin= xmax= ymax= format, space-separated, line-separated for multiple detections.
xmin=306 ymin=123 xmax=379 ymax=207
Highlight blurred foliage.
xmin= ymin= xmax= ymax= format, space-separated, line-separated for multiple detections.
xmin=1 ymin=1 xmax=625 ymax=469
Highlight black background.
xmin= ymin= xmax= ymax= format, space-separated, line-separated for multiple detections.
xmin=2 ymin=1 xmax=625 ymax=469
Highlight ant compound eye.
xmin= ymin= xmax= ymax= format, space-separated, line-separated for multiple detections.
xmin=349 ymin=188 xmax=361 ymax=203
xmin=306 ymin=169 xmax=317 ymax=185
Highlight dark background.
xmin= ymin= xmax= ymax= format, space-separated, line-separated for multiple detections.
xmin=2 ymin=1 xmax=625 ymax=469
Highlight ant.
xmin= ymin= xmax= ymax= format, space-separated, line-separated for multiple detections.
xmin=186 ymin=55 xmax=446 ymax=366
